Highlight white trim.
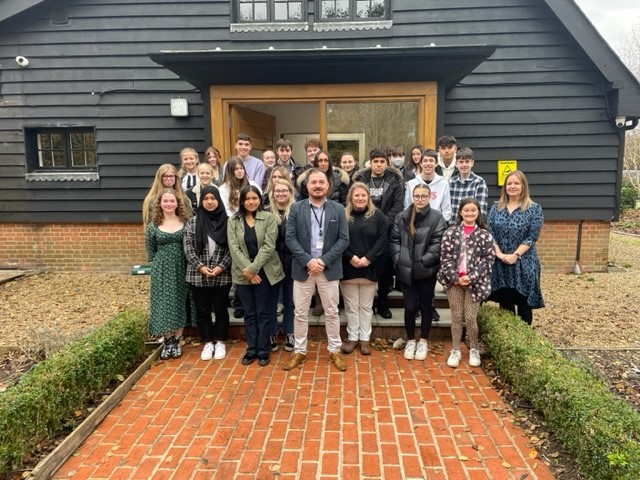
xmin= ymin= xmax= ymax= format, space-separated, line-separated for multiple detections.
xmin=230 ymin=22 xmax=309 ymax=33
xmin=314 ymin=20 xmax=392 ymax=32
xmin=25 ymin=171 xmax=99 ymax=182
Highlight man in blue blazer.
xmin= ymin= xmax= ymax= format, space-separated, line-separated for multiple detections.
xmin=284 ymin=169 xmax=349 ymax=371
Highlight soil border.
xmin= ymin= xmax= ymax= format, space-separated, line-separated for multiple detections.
xmin=27 ymin=345 xmax=161 ymax=479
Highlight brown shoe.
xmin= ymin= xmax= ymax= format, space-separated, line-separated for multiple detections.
xmin=359 ymin=341 xmax=371 ymax=355
xmin=342 ymin=340 xmax=357 ymax=354
xmin=329 ymin=351 xmax=346 ymax=371
xmin=283 ymin=353 xmax=306 ymax=371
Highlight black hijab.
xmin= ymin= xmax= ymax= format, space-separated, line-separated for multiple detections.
xmin=195 ymin=186 xmax=228 ymax=254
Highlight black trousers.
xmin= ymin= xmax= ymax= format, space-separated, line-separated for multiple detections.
xmin=400 ymin=276 xmax=437 ymax=340
xmin=192 ymin=284 xmax=232 ymax=342
xmin=495 ymin=288 xmax=533 ymax=325
xmin=376 ymin=256 xmax=395 ymax=306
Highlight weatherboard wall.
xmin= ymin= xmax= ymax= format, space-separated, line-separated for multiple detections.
xmin=0 ymin=0 xmax=624 ymax=223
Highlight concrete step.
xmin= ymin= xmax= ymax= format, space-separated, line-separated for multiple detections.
xmin=187 ymin=307 xmax=453 ymax=342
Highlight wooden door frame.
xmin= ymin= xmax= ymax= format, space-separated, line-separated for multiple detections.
xmin=209 ymin=82 xmax=438 ymax=160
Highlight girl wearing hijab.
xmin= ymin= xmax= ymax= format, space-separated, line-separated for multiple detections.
xmin=184 ymin=186 xmax=233 ymax=361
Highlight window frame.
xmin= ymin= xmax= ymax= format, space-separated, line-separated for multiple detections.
xmin=234 ymin=0 xmax=307 ymax=23
xmin=24 ymin=126 xmax=97 ymax=173
xmin=316 ymin=0 xmax=389 ymax=22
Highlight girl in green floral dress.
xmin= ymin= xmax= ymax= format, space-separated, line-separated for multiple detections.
xmin=145 ymin=188 xmax=189 ymax=360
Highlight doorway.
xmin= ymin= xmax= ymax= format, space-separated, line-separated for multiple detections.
xmin=211 ymin=83 xmax=437 ymax=165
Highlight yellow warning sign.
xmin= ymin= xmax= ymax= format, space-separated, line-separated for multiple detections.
xmin=497 ymin=160 xmax=517 ymax=186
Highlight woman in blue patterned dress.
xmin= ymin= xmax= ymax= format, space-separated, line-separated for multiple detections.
xmin=487 ymin=171 xmax=544 ymax=324
xmin=145 ymin=188 xmax=189 ymax=360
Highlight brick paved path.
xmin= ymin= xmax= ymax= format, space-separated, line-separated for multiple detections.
xmin=53 ymin=340 xmax=554 ymax=479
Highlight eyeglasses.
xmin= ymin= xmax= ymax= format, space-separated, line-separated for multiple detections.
xmin=274 ymin=189 xmax=290 ymax=194
xmin=162 ymin=175 xmax=176 ymax=179
xmin=413 ymin=194 xmax=429 ymax=200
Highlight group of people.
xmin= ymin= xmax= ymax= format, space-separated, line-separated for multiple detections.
xmin=142 ymin=133 xmax=544 ymax=371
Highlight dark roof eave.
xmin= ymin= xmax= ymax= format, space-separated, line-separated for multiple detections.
xmin=545 ymin=0 xmax=640 ymax=118
xmin=149 ymin=45 xmax=497 ymax=91
xmin=0 ymin=0 xmax=48 ymax=23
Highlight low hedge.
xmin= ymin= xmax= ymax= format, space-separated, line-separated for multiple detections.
xmin=0 ymin=309 xmax=148 ymax=474
xmin=478 ymin=305 xmax=640 ymax=480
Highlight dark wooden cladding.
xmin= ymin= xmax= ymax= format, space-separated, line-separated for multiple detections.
xmin=0 ymin=0 xmax=637 ymax=223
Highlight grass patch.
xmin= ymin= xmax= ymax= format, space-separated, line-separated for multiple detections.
xmin=479 ymin=306 xmax=640 ymax=480
xmin=0 ymin=309 xmax=147 ymax=474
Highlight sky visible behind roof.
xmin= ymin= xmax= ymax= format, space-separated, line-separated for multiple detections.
xmin=574 ymin=0 xmax=639 ymax=50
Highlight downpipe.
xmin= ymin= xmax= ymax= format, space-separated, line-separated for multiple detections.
xmin=572 ymin=220 xmax=583 ymax=275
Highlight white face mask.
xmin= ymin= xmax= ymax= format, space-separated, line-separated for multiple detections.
xmin=390 ymin=156 xmax=405 ymax=168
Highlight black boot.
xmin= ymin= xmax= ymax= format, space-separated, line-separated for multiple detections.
xmin=377 ymin=300 xmax=392 ymax=319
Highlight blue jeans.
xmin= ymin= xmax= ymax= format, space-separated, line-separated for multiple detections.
xmin=236 ymin=271 xmax=278 ymax=357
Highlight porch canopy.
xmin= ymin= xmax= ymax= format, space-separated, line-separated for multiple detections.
xmin=150 ymin=45 xmax=497 ymax=90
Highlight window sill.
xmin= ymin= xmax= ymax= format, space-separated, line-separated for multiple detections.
xmin=230 ymin=22 xmax=309 ymax=33
xmin=25 ymin=171 xmax=100 ymax=182
xmin=314 ymin=20 xmax=392 ymax=32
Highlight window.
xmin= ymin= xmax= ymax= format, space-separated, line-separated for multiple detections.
xmin=319 ymin=0 xmax=388 ymax=20
xmin=237 ymin=0 xmax=304 ymax=22
xmin=25 ymin=127 xmax=97 ymax=176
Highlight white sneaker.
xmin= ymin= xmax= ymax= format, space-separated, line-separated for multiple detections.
xmin=214 ymin=341 xmax=227 ymax=360
xmin=414 ymin=340 xmax=428 ymax=361
xmin=447 ymin=349 xmax=462 ymax=368
xmin=200 ymin=342 xmax=214 ymax=361
xmin=404 ymin=339 xmax=416 ymax=360
xmin=469 ymin=348 xmax=481 ymax=367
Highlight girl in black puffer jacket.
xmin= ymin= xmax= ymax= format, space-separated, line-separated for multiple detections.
xmin=390 ymin=183 xmax=447 ymax=361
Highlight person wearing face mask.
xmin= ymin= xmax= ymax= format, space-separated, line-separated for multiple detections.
xmin=389 ymin=145 xmax=415 ymax=185
xmin=351 ymin=147 xmax=404 ymax=319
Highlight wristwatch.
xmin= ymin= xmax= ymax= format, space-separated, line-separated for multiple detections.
xmin=514 ymin=252 xmax=521 ymax=259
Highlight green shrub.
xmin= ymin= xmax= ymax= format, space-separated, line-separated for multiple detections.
xmin=478 ymin=306 xmax=640 ymax=480
xmin=620 ymin=181 xmax=639 ymax=212
xmin=0 ymin=309 xmax=148 ymax=473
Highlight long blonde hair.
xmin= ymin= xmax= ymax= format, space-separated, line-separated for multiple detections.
xmin=151 ymin=188 xmax=188 ymax=226
xmin=345 ymin=182 xmax=376 ymax=222
xmin=496 ymin=170 xmax=533 ymax=212
xmin=142 ymin=164 xmax=186 ymax=225
xmin=268 ymin=178 xmax=295 ymax=224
